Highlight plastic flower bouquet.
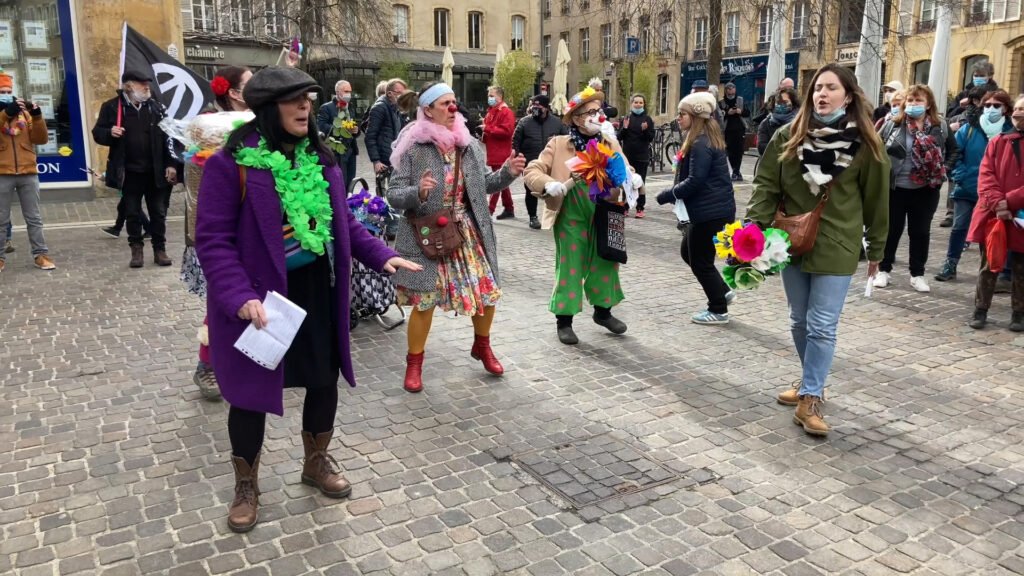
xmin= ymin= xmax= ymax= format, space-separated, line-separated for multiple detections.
xmin=346 ymin=184 xmax=392 ymax=235
xmin=715 ymin=221 xmax=792 ymax=291
xmin=565 ymin=139 xmax=632 ymax=204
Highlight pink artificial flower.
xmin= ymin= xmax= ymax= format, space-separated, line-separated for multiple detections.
xmin=732 ymin=223 xmax=766 ymax=263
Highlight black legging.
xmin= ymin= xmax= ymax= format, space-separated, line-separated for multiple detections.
xmin=228 ymin=386 xmax=339 ymax=465
xmin=681 ymin=217 xmax=731 ymax=314
xmin=525 ymin=183 xmax=539 ymax=219
xmin=725 ymin=131 xmax=745 ymax=175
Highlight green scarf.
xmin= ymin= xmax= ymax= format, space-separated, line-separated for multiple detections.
xmin=234 ymin=137 xmax=334 ymax=255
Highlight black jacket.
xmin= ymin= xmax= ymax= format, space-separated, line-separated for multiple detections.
xmin=757 ymin=114 xmax=794 ymax=156
xmin=317 ymin=99 xmax=359 ymax=160
xmin=91 ymin=91 xmax=176 ymax=190
xmin=948 ymin=79 xmax=998 ymax=118
xmin=512 ymin=113 xmax=566 ymax=162
xmin=616 ymin=113 xmax=655 ymax=164
xmin=718 ymin=96 xmax=749 ymax=134
xmin=872 ymin=103 xmax=891 ymax=122
xmin=364 ymin=96 xmax=404 ymax=165
xmin=656 ymin=134 xmax=736 ymax=224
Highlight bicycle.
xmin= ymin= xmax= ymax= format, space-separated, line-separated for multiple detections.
xmin=661 ymin=121 xmax=682 ymax=167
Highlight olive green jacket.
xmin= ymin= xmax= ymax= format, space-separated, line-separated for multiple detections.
xmin=747 ymin=125 xmax=891 ymax=276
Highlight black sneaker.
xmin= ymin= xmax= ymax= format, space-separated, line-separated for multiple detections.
xmin=4 ymin=240 xmax=14 ymax=254
xmin=939 ymin=215 xmax=953 ymax=228
xmin=676 ymin=220 xmax=690 ymax=232
xmin=529 ymin=217 xmax=541 ymax=230
xmin=969 ymin=309 xmax=987 ymax=330
xmin=1011 ymin=312 xmax=1024 ymax=333
xmin=496 ymin=211 xmax=515 ymax=220
xmin=101 ymin=226 xmax=121 ymax=238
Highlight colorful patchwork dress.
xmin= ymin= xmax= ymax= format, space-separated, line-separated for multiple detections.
xmin=397 ymin=151 xmax=502 ymax=315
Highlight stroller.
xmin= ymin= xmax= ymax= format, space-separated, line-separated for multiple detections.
xmin=348 ymin=178 xmax=405 ymax=330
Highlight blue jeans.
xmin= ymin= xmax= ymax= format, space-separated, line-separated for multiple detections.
xmin=5 ymin=221 xmax=10 ymax=241
xmin=946 ymin=198 xmax=975 ymax=261
xmin=781 ymin=265 xmax=853 ymax=398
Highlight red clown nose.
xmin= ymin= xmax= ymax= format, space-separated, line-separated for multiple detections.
xmin=598 ymin=115 xmax=606 ymax=123
xmin=447 ymin=104 xmax=458 ymax=113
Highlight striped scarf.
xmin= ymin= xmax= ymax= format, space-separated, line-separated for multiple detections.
xmin=798 ymin=119 xmax=861 ymax=196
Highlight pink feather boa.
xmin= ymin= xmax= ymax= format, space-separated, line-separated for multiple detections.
xmin=390 ymin=108 xmax=473 ymax=169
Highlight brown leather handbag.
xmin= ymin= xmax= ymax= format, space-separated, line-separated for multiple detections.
xmin=773 ymin=185 xmax=829 ymax=257
xmin=406 ymin=152 xmax=464 ymax=260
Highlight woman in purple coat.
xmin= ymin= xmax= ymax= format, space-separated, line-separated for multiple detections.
xmin=195 ymin=67 xmax=419 ymax=533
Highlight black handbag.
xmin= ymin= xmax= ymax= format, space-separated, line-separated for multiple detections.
xmin=593 ymin=198 xmax=628 ymax=264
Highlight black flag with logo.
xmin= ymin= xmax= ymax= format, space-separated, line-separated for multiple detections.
xmin=121 ymin=24 xmax=213 ymax=120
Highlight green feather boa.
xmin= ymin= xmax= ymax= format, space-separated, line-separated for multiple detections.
xmin=234 ymin=137 xmax=334 ymax=255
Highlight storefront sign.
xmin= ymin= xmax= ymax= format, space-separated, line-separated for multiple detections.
xmin=681 ymin=52 xmax=800 ymax=116
xmin=836 ymin=47 xmax=859 ymax=63
xmin=23 ymin=21 xmax=48 ymax=51
xmin=0 ymin=21 xmax=15 ymax=60
xmin=186 ymin=45 xmax=227 ymax=60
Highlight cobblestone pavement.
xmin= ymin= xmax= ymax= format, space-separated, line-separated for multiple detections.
xmin=3 ymin=155 xmax=1024 ymax=576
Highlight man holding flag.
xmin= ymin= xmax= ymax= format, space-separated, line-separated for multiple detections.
xmin=92 ymin=70 xmax=178 ymax=269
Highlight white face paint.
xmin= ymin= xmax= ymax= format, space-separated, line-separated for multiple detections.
xmin=583 ymin=117 xmax=603 ymax=134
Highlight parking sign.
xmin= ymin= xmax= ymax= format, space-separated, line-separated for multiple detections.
xmin=626 ymin=37 xmax=639 ymax=56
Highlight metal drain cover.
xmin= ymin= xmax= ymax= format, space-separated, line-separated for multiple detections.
xmin=512 ymin=434 xmax=678 ymax=508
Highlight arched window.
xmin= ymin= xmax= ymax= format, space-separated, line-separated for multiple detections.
xmin=913 ymin=60 xmax=931 ymax=84
xmin=961 ymin=54 xmax=989 ymax=88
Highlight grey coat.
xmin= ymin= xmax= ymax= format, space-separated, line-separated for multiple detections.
xmin=386 ymin=140 xmax=516 ymax=293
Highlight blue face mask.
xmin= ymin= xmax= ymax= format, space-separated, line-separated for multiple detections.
xmin=983 ymin=109 xmax=1003 ymax=122
xmin=487 ymin=97 xmax=497 ymax=107
xmin=973 ymin=77 xmax=988 ymax=87
xmin=890 ymin=105 xmax=901 ymax=117
xmin=0 ymin=94 xmax=12 ymax=104
xmin=813 ymin=107 xmax=846 ymax=125
xmin=905 ymin=104 xmax=926 ymax=118
xmin=631 ymin=107 xmax=644 ymax=115
xmin=774 ymin=104 xmax=791 ymax=115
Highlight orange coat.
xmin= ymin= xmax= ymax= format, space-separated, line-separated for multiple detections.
xmin=0 ymin=108 xmax=48 ymax=175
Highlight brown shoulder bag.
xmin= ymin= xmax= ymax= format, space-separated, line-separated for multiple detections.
xmin=406 ymin=151 xmax=463 ymax=260
xmin=772 ymin=184 xmax=829 ymax=257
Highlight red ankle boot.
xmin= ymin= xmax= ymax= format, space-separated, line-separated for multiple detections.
xmin=403 ymin=353 xmax=424 ymax=393
xmin=470 ymin=335 xmax=504 ymax=375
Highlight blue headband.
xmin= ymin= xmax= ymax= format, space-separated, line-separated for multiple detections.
xmin=419 ymin=83 xmax=454 ymax=107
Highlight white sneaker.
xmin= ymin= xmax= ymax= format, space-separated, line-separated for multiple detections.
xmin=872 ymin=272 xmax=890 ymax=288
xmin=910 ymin=276 xmax=931 ymax=292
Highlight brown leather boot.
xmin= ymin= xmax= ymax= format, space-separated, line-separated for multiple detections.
xmin=301 ymin=431 xmax=352 ymax=498
xmin=153 ymin=249 xmax=172 ymax=266
xmin=228 ymin=455 xmax=260 ymax=532
xmin=794 ymin=396 xmax=829 ymax=437
xmin=777 ymin=380 xmax=800 ymax=406
xmin=129 ymin=245 xmax=144 ymax=268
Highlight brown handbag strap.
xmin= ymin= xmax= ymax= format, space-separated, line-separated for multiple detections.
xmin=779 ymin=183 xmax=830 ymax=215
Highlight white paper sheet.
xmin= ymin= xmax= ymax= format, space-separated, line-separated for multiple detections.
xmin=673 ymin=200 xmax=690 ymax=222
xmin=233 ymin=291 xmax=307 ymax=370
xmin=0 ymin=21 xmax=15 ymax=60
xmin=22 ymin=21 xmax=47 ymax=51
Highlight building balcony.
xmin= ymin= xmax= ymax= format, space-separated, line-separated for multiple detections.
xmin=916 ymin=19 xmax=936 ymax=32
xmin=966 ymin=10 xmax=990 ymax=25
xmin=789 ymin=36 xmax=807 ymax=48
xmin=693 ymin=48 xmax=707 ymax=59
xmin=725 ymin=44 xmax=739 ymax=54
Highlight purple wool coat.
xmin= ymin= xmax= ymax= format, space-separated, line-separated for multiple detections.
xmin=195 ymin=135 xmax=397 ymax=416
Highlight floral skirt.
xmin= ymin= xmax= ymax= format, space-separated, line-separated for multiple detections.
xmin=398 ymin=220 xmax=501 ymax=315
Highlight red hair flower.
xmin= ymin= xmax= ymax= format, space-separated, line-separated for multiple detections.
xmin=210 ymin=76 xmax=231 ymax=96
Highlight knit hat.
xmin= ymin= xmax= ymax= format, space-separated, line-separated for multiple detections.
xmin=532 ymin=94 xmax=551 ymax=109
xmin=0 ymin=73 xmax=11 ymax=91
xmin=691 ymin=79 xmax=708 ymax=90
xmin=883 ymin=80 xmax=905 ymax=92
xmin=724 ymin=82 xmax=736 ymax=90
xmin=562 ymin=87 xmax=604 ymax=122
xmin=679 ymin=92 xmax=717 ymax=119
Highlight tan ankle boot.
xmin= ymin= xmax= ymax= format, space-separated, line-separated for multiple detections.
xmin=777 ymin=380 xmax=801 ymax=406
xmin=301 ymin=431 xmax=352 ymax=498
xmin=794 ymin=396 xmax=829 ymax=436
xmin=228 ymin=455 xmax=260 ymax=532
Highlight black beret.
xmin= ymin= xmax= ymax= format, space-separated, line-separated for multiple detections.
xmin=122 ymin=69 xmax=153 ymax=83
xmin=242 ymin=66 xmax=321 ymax=110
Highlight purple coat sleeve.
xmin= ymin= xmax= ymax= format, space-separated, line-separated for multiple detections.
xmin=195 ymin=151 xmax=260 ymax=319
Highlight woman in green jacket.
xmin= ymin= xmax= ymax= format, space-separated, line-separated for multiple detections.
xmin=747 ymin=64 xmax=890 ymax=437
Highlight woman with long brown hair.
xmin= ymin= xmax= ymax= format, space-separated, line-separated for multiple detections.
xmin=655 ymin=92 xmax=736 ymax=324
xmin=874 ymin=84 xmax=958 ymax=292
xmin=748 ymin=64 xmax=890 ymax=436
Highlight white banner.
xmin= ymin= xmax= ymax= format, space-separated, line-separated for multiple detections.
xmin=31 ymin=94 xmax=54 ymax=119
xmin=0 ymin=20 xmax=15 ymax=60
xmin=26 ymin=58 xmax=51 ymax=88
xmin=23 ymin=21 xmax=48 ymax=51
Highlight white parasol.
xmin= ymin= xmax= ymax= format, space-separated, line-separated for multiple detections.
xmin=551 ymin=39 xmax=572 ymax=114
xmin=442 ymin=46 xmax=455 ymax=86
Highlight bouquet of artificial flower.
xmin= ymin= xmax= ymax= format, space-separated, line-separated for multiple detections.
xmin=714 ymin=221 xmax=792 ymax=290
xmin=564 ymin=139 xmax=635 ymax=205
xmin=346 ymin=183 xmax=392 ymax=235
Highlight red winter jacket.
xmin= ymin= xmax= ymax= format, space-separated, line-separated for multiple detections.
xmin=968 ymin=129 xmax=1024 ymax=253
xmin=482 ymin=102 xmax=515 ymax=165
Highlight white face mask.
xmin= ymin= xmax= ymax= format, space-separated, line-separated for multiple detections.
xmin=884 ymin=92 xmax=893 ymax=104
